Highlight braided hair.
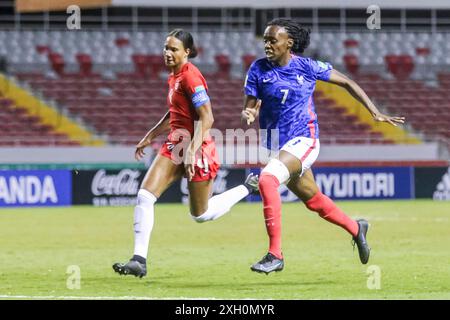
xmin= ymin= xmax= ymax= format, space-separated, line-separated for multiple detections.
xmin=267 ymin=18 xmax=311 ymax=54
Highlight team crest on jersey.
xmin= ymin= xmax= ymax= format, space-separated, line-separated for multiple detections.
xmin=296 ymin=75 xmax=304 ymax=85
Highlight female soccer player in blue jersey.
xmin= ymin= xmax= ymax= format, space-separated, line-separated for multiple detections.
xmin=242 ymin=18 xmax=405 ymax=274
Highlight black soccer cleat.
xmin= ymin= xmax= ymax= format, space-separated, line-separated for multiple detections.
xmin=352 ymin=219 xmax=371 ymax=264
xmin=250 ymin=253 xmax=284 ymax=274
xmin=113 ymin=259 xmax=147 ymax=278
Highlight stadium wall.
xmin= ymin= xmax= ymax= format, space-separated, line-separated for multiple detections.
xmin=0 ymin=143 xmax=445 ymax=164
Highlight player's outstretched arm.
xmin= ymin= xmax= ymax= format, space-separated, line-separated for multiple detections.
xmin=135 ymin=111 xmax=171 ymax=161
xmin=241 ymin=95 xmax=261 ymax=125
xmin=327 ymin=69 xmax=405 ymax=127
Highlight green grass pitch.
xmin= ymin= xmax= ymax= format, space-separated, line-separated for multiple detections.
xmin=0 ymin=200 xmax=449 ymax=300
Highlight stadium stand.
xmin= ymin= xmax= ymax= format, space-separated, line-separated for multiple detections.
xmin=0 ymin=95 xmax=77 ymax=146
xmin=14 ymin=73 xmax=397 ymax=146
xmin=1 ymin=29 xmax=449 ymax=148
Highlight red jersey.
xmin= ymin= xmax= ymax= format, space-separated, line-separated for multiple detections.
xmin=167 ymin=62 xmax=210 ymax=142
xmin=161 ymin=62 xmax=219 ymax=182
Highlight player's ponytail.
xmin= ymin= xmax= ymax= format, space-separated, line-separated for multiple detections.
xmin=267 ymin=18 xmax=311 ymax=54
xmin=168 ymin=28 xmax=198 ymax=58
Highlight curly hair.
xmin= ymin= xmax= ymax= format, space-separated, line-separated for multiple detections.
xmin=267 ymin=18 xmax=311 ymax=54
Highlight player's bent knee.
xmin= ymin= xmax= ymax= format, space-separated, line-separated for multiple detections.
xmin=261 ymin=158 xmax=291 ymax=185
xmin=258 ymin=173 xmax=279 ymax=192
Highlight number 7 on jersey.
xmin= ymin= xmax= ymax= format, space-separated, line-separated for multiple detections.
xmin=280 ymin=89 xmax=289 ymax=104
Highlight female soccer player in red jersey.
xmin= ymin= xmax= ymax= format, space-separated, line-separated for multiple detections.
xmin=113 ymin=29 xmax=258 ymax=278
xmin=241 ymin=19 xmax=405 ymax=274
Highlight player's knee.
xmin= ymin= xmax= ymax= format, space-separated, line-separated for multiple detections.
xmin=259 ymin=173 xmax=279 ymax=192
xmin=261 ymin=159 xmax=291 ymax=185
xmin=137 ymin=189 xmax=157 ymax=207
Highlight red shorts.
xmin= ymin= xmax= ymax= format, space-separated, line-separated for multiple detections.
xmin=159 ymin=139 xmax=220 ymax=182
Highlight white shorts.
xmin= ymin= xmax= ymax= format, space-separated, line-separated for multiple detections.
xmin=281 ymin=136 xmax=320 ymax=176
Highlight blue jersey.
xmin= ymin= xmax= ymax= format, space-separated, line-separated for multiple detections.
xmin=244 ymin=55 xmax=333 ymax=150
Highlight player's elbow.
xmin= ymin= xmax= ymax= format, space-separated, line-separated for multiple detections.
xmin=340 ymin=79 xmax=357 ymax=94
xmin=348 ymin=78 xmax=358 ymax=88
xmin=339 ymin=77 xmax=353 ymax=88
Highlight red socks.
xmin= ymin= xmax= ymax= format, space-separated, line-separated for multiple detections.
xmin=305 ymin=191 xmax=358 ymax=237
xmin=259 ymin=173 xmax=283 ymax=259
xmin=258 ymin=174 xmax=358 ymax=259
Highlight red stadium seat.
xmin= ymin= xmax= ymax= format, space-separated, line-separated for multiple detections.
xmin=76 ymin=54 xmax=93 ymax=76
xmin=48 ymin=52 xmax=65 ymax=75
xmin=416 ymin=47 xmax=430 ymax=56
xmin=115 ymin=37 xmax=130 ymax=47
xmin=36 ymin=45 xmax=50 ymax=54
xmin=385 ymin=54 xmax=414 ymax=80
xmin=214 ymin=54 xmax=231 ymax=79
xmin=343 ymin=54 xmax=359 ymax=75
xmin=147 ymin=54 xmax=165 ymax=78
xmin=344 ymin=39 xmax=359 ymax=48
xmin=242 ymin=54 xmax=256 ymax=72
xmin=132 ymin=54 xmax=149 ymax=77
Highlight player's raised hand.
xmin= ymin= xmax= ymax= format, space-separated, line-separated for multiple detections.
xmin=135 ymin=136 xmax=152 ymax=161
xmin=373 ymin=113 xmax=406 ymax=127
xmin=241 ymin=108 xmax=257 ymax=125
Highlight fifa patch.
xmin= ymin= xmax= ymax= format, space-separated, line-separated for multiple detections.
xmin=195 ymin=85 xmax=206 ymax=92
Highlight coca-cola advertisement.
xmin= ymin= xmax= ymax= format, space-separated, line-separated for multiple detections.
xmin=71 ymin=168 xmax=246 ymax=206
xmin=72 ymin=169 xmax=150 ymax=206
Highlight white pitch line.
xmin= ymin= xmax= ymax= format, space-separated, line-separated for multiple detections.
xmin=0 ymin=295 xmax=268 ymax=300
xmin=0 ymin=295 xmax=221 ymax=300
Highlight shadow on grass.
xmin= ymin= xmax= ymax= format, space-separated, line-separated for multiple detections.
xmin=145 ymin=279 xmax=336 ymax=289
